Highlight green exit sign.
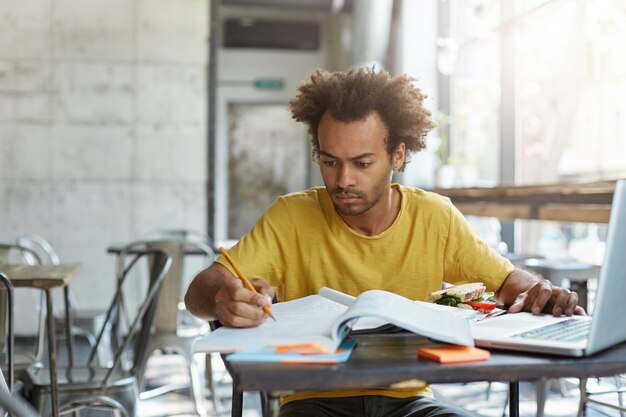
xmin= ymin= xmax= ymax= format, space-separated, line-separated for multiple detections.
xmin=254 ymin=78 xmax=285 ymax=90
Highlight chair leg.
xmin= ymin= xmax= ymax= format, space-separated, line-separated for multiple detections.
xmin=134 ymin=345 xmax=156 ymax=393
xmin=578 ymin=377 xmax=588 ymax=417
xmin=206 ymin=353 xmax=221 ymax=412
xmin=536 ymin=378 xmax=548 ymax=417
xmin=616 ymin=375 xmax=626 ymax=417
xmin=267 ymin=392 xmax=281 ymax=417
xmin=484 ymin=381 xmax=492 ymax=400
xmin=184 ymin=351 xmax=207 ymax=417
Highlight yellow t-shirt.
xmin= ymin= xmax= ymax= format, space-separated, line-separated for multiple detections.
xmin=216 ymin=184 xmax=514 ymax=403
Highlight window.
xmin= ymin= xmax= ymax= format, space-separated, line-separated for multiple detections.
xmin=516 ymin=0 xmax=626 ymax=183
xmin=444 ymin=0 xmax=626 ymax=185
xmin=443 ymin=0 xmax=625 ymax=261
xmin=444 ymin=0 xmax=502 ymax=186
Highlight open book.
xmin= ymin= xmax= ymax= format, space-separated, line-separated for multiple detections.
xmin=193 ymin=287 xmax=474 ymax=355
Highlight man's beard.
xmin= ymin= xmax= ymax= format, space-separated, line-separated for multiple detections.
xmin=330 ymin=173 xmax=391 ymax=216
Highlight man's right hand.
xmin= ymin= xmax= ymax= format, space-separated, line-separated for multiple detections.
xmin=214 ymin=274 xmax=275 ymax=328
xmin=184 ymin=262 xmax=275 ymax=328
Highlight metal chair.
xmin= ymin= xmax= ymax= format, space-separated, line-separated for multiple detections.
xmin=0 ymin=245 xmax=46 ymax=382
xmin=134 ymin=231 xmax=216 ymax=415
xmin=23 ymin=241 xmax=173 ymax=417
xmin=578 ymin=375 xmax=626 ymax=417
xmin=0 ymin=271 xmax=38 ymax=417
xmin=0 ymin=271 xmax=15 ymax=394
xmin=15 ymin=235 xmax=108 ymax=365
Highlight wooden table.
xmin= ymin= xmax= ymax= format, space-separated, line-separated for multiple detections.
xmin=433 ymin=179 xmax=616 ymax=223
xmin=1 ymin=263 xmax=81 ymax=417
xmin=223 ymin=333 xmax=626 ymax=417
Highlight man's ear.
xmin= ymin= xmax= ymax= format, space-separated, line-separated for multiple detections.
xmin=392 ymin=142 xmax=406 ymax=171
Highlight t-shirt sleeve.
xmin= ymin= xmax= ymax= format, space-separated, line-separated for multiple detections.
xmin=214 ymin=197 xmax=293 ymax=293
xmin=442 ymin=202 xmax=515 ymax=292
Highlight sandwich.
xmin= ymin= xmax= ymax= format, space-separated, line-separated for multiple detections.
xmin=428 ymin=282 xmax=496 ymax=313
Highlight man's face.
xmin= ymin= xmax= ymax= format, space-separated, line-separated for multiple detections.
xmin=317 ymin=111 xmax=404 ymax=217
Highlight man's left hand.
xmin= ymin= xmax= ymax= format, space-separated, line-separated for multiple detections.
xmin=507 ymin=279 xmax=586 ymax=316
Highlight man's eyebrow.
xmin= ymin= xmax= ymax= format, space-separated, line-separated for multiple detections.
xmin=319 ymin=151 xmax=376 ymax=160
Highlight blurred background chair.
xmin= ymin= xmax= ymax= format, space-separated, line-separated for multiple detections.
xmin=23 ymin=241 xmax=172 ymax=417
xmin=0 ymin=244 xmax=45 ymax=386
xmin=16 ymin=235 xmax=109 ymax=366
xmin=134 ymin=230 xmax=216 ymax=415
xmin=0 ymin=271 xmax=15 ymax=395
xmin=0 ymin=270 xmax=41 ymax=417
xmin=578 ymin=375 xmax=626 ymax=417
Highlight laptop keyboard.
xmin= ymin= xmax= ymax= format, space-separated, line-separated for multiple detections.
xmin=516 ymin=319 xmax=591 ymax=342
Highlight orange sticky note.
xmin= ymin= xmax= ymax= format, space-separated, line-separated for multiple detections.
xmin=273 ymin=343 xmax=329 ymax=355
xmin=417 ymin=345 xmax=491 ymax=364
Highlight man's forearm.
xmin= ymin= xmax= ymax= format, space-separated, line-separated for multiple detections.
xmin=184 ymin=263 xmax=229 ymax=321
xmin=495 ymin=268 xmax=543 ymax=307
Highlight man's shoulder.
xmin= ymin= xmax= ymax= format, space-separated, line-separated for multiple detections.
xmin=398 ymin=184 xmax=452 ymax=209
xmin=278 ymin=187 xmax=327 ymax=204
xmin=272 ymin=187 xmax=329 ymax=214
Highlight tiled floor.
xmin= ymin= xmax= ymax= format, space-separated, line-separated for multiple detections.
xmin=139 ymin=352 xmax=626 ymax=417
xmin=139 ymin=352 xmax=263 ymax=417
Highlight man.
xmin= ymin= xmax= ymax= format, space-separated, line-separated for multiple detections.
xmin=185 ymin=68 xmax=583 ymax=417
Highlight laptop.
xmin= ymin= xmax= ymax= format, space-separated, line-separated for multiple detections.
xmin=473 ymin=179 xmax=626 ymax=357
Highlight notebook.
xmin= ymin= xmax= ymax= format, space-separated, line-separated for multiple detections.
xmin=472 ymin=179 xmax=626 ymax=357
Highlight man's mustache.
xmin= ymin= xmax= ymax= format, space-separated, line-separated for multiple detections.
xmin=331 ymin=187 xmax=365 ymax=198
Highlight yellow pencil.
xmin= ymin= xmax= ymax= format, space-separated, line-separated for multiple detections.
xmin=219 ymin=247 xmax=276 ymax=321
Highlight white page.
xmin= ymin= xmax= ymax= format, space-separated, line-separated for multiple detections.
xmin=352 ymin=300 xmax=477 ymax=330
xmin=194 ymin=294 xmax=348 ymax=353
xmin=318 ymin=287 xmax=476 ymax=332
xmin=319 ymin=287 xmax=356 ymax=306
xmin=330 ymin=290 xmax=474 ymax=346
xmin=272 ymin=293 xmax=346 ymax=313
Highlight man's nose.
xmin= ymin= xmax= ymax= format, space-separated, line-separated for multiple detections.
xmin=336 ymin=164 xmax=355 ymax=189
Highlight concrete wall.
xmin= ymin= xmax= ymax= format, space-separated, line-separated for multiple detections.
xmin=0 ymin=0 xmax=209 ymax=315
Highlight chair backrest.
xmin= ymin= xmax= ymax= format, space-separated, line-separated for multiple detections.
xmin=86 ymin=241 xmax=172 ymax=387
xmin=0 ymin=272 xmax=14 ymax=394
xmin=145 ymin=240 xmax=185 ymax=333
xmin=0 ymin=244 xmax=42 ymax=265
xmin=142 ymin=229 xmax=215 ymax=263
xmin=15 ymin=235 xmax=60 ymax=265
xmin=141 ymin=230 xmax=216 ymax=333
